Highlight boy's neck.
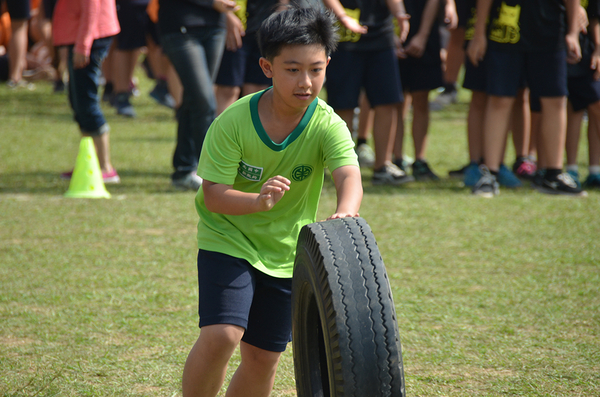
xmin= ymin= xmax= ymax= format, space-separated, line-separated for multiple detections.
xmin=258 ymin=89 xmax=311 ymax=143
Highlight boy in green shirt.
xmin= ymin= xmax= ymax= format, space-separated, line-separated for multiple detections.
xmin=183 ymin=6 xmax=363 ymax=397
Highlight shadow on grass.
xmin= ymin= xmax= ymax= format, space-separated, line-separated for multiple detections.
xmin=0 ymin=170 xmax=196 ymax=195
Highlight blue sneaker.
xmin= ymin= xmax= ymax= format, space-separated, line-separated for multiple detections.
xmin=583 ymin=173 xmax=600 ymax=188
xmin=463 ymin=162 xmax=482 ymax=187
xmin=566 ymin=169 xmax=582 ymax=189
xmin=497 ymin=164 xmax=522 ymax=188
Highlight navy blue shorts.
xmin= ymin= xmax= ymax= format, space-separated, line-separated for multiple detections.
xmin=116 ymin=2 xmax=153 ymax=50
xmin=399 ymin=56 xmax=443 ymax=93
xmin=463 ymin=56 xmax=487 ymax=92
xmin=215 ymin=33 xmax=271 ymax=87
xmin=568 ymin=71 xmax=600 ymax=112
xmin=486 ymin=48 xmax=567 ymax=98
xmin=1 ymin=0 xmax=30 ymax=19
xmin=196 ymin=249 xmax=292 ymax=353
xmin=326 ymin=48 xmax=403 ymax=109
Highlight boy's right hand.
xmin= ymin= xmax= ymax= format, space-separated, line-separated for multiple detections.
xmin=257 ymin=176 xmax=291 ymax=211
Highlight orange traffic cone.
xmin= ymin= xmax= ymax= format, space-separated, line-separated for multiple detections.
xmin=64 ymin=137 xmax=111 ymax=199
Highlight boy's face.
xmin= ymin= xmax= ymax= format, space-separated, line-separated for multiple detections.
xmin=260 ymin=44 xmax=329 ymax=111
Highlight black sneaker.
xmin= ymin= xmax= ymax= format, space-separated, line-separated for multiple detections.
xmin=536 ymin=172 xmax=587 ymax=196
xmin=412 ymin=159 xmax=440 ymax=181
xmin=372 ymin=163 xmax=415 ymax=185
xmin=472 ymin=166 xmax=499 ymax=197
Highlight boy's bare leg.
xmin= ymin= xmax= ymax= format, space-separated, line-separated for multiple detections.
xmin=182 ymin=324 xmax=244 ymax=397
xmin=357 ymin=92 xmax=374 ymax=141
xmin=393 ymin=101 xmax=406 ymax=160
xmin=225 ymin=342 xmax=282 ymax=397
xmin=483 ymin=96 xmax=515 ymax=172
xmin=467 ymin=91 xmax=487 ymax=162
xmin=511 ymin=89 xmax=531 ymax=159
xmin=588 ymin=111 xmax=600 ymax=166
xmin=565 ymin=102 xmax=584 ymax=166
xmin=114 ymin=49 xmax=141 ymax=94
xmin=85 ymin=132 xmax=114 ymax=174
xmin=372 ymin=103 xmax=397 ymax=169
xmin=411 ymin=90 xmax=430 ymax=160
xmin=530 ymin=111 xmax=541 ymax=166
xmin=8 ymin=19 xmax=28 ymax=83
xmin=215 ymin=85 xmax=242 ymax=115
xmin=539 ymin=96 xmax=568 ymax=169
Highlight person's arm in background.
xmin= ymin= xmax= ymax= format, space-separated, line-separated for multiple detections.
xmin=466 ymin=0 xmax=492 ymax=66
xmin=404 ymin=0 xmax=440 ymax=58
xmin=322 ymin=0 xmax=368 ymax=34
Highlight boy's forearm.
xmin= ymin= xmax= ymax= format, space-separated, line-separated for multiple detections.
xmin=565 ymin=0 xmax=581 ymax=35
xmin=203 ymin=182 xmax=261 ymax=215
xmin=416 ymin=0 xmax=441 ymax=39
xmin=331 ymin=165 xmax=363 ymax=217
xmin=322 ymin=0 xmax=347 ymax=19
xmin=386 ymin=0 xmax=408 ymax=20
xmin=473 ymin=0 xmax=492 ymax=37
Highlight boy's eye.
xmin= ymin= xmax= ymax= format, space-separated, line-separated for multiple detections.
xmin=288 ymin=68 xmax=299 ymax=72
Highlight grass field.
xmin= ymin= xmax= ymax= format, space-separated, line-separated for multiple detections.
xmin=1 ymin=73 xmax=599 ymax=397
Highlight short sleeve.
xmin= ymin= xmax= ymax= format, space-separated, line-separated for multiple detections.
xmin=197 ymin=117 xmax=243 ymax=185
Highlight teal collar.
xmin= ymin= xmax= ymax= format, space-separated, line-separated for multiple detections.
xmin=249 ymin=88 xmax=318 ymax=151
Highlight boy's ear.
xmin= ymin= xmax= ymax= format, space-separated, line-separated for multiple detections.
xmin=327 ymin=56 xmax=331 ymax=66
xmin=259 ymin=57 xmax=274 ymax=78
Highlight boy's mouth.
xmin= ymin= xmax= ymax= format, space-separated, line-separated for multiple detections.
xmin=295 ymin=92 xmax=312 ymax=100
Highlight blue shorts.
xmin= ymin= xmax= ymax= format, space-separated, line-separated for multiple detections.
xmin=116 ymin=2 xmax=154 ymax=50
xmin=326 ymin=48 xmax=403 ymax=109
xmin=196 ymin=249 xmax=292 ymax=353
xmin=1 ymin=0 xmax=30 ymax=19
xmin=463 ymin=56 xmax=487 ymax=92
xmin=215 ymin=33 xmax=271 ymax=87
xmin=399 ymin=56 xmax=443 ymax=93
xmin=568 ymin=71 xmax=600 ymax=112
xmin=486 ymin=48 xmax=567 ymax=98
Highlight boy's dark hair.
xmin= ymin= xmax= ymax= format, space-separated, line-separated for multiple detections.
xmin=257 ymin=5 xmax=339 ymax=60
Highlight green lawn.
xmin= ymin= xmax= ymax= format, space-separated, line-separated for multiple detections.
xmin=1 ymin=75 xmax=599 ymax=396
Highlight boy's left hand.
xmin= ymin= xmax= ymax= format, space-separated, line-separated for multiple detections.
xmin=327 ymin=212 xmax=359 ymax=220
xmin=257 ymin=176 xmax=291 ymax=211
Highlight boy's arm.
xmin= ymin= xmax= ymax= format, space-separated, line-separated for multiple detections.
xmin=322 ymin=0 xmax=368 ymax=34
xmin=386 ymin=0 xmax=410 ymax=42
xmin=565 ymin=0 xmax=583 ymax=63
xmin=203 ymin=176 xmax=291 ymax=215
xmin=591 ymin=17 xmax=600 ymax=80
xmin=466 ymin=0 xmax=492 ymax=66
xmin=404 ymin=0 xmax=440 ymax=58
xmin=328 ymin=165 xmax=363 ymax=220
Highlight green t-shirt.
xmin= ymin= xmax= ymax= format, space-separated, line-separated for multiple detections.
xmin=195 ymin=89 xmax=359 ymax=278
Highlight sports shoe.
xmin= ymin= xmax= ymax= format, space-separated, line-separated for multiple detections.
xmin=355 ymin=143 xmax=375 ymax=168
xmin=463 ymin=162 xmax=482 ymax=187
xmin=535 ymin=171 xmax=587 ymax=196
xmin=412 ymin=159 xmax=440 ymax=181
xmin=149 ymin=80 xmax=176 ymax=109
xmin=60 ymin=169 xmax=121 ymax=184
xmin=429 ymin=87 xmax=458 ymax=111
xmin=372 ymin=163 xmax=414 ymax=185
xmin=114 ymin=93 xmax=136 ymax=118
xmin=566 ymin=169 xmax=581 ymax=189
xmin=512 ymin=157 xmax=536 ymax=180
xmin=583 ymin=173 xmax=600 ymax=188
xmin=497 ymin=164 xmax=522 ymax=188
xmin=472 ymin=166 xmax=499 ymax=197
xmin=448 ymin=163 xmax=470 ymax=178
xmin=172 ymin=172 xmax=203 ymax=190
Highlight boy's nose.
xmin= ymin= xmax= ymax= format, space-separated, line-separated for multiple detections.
xmin=298 ymin=73 xmax=311 ymax=88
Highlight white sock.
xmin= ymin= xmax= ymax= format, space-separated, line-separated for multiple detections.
xmin=589 ymin=165 xmax=600 ymax=175
xmin=566 ymin=164 xmax=578 ymax=173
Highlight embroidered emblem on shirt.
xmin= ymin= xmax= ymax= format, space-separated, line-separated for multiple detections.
xmin=291 ymin=165 xmax=313 ymax=182
xmin=238 ymin=161 xmax=263 ymax=182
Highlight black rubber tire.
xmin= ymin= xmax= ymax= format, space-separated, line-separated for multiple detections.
xmin=292 ymin=217 xmax=405 ymax=397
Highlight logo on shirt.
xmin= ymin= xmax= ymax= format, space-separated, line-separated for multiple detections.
xmin=490 ymin=2 xmax=521 ymax=44
xmin=291 ymin=165 xmax=313 ymax=182
xmin=238 ymin=161 xmax=263 ymax=182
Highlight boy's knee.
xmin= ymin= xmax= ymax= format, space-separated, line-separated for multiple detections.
xmin=240 ymin=342 xmax=281 ymax=370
